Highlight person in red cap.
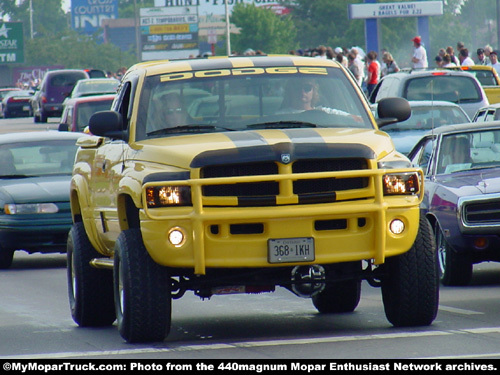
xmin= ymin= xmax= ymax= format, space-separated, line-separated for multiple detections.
xmin=411 ymin=36 xmax=428 ymax=69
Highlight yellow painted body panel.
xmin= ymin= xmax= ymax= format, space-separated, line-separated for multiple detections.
xmin=71 ymin=56 xmax=422 ymax=276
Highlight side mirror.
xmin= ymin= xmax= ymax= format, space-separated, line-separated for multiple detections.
xmin=89 ymin=110 xmax=127 ymax=140
xmin=376 ymin=97 xmax=411 ymax=127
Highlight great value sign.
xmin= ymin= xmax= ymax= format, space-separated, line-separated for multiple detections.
xmin=349 ymin=1 xmax=443 ymax=19
xmin=0 ymin=22 xmax=24 ymax=64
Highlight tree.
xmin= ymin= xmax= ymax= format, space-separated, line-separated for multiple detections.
xmin=230 ymin=3 xmax=298 ymax=54
xmin=286 ymin=0 xmax=365 ymax=51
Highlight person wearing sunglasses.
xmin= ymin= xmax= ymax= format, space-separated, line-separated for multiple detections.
xmin=279 ymin=79 xmax=320 ymax=113
xmin=163 ymin=92 xmax=189 ymax=127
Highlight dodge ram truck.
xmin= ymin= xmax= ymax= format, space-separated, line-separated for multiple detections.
xmin=67 ymin=56 xmax=439 ymax=343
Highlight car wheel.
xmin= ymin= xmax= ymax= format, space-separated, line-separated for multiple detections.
xmin=114 ymin=228 xmax=171 ymax=343
xmin=0 ymin=248 xmax=14 ymax=269
xmin=312 ymin=279 xmax=361 ymax=313
xmin=39 ymin=111 xmax=48 ymax=123
xmin=67 ymin=222 xmax=115 ymax=326
xmin=436 ymin=226 xmax=473 ymax=286
xmin=381 ymin=216 xmax=439 ymax=327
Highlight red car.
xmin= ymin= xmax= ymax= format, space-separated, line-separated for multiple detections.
xmin=58 ymin=94 xmax=115 ymax=133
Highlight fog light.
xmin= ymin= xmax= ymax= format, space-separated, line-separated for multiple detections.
xmin=473 ymin=237 xmax=488 ymax=250
xmin=389 ymin=219 xmax=405 ymax=235
xmin=168 ymin=227 xmax=186 ymax=247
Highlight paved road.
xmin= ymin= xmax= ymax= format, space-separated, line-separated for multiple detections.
xmin=1 ymin=116 xmax=500 ymax=360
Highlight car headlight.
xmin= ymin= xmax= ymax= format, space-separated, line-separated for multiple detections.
xmin=383 ymin=173 xmax=420 ymax=195
xmin=146 ymin=186 xmax=192 ymax=207
xmin=4 ymin=203 xmax=59 ymax=214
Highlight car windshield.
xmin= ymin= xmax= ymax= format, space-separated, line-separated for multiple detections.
xmin=73 ymin=79 xmax=118 ymax=97
xmin=76 ymin=100 xmax=114 ymax=132
xmin=383 ymin=105 xmax=470 ymax=132
xmin=0 ymin=140 xmax=79 ymax=178
xmin=404 ymin=75 xmax=481 ymax=103
xmin=436 ymin=129 xmax=500 ymax=174
xmin=136 ymin=66 xmax=372 ymax=140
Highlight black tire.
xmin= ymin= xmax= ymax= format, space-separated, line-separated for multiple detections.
xmin=0 ymin=248 xmax=14 ymax=269
xmin=381 ymin=216 xmax=439 ymax=327
xmin=114 ymin=228 xmax=171 ymax=343
xmin=312 ymin=279 xmax=361 ymax=313
xmin=67 ymin=222 xmax=115 ymax=326
xmin=436 ymin=227 xmax=473 ymax=286
xmin=39 ymin=111 xmax=48 ymax=123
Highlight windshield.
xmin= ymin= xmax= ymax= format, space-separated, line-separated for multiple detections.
xmin=136 ymin=66 xmax=372 ymax=140
xmin=404 ymin=75 xmax=481 ymax=103
xmin=76 ymin=100 xmax=114 ymax=132
xmin=436 ymin=129 xmax=500 ymax=174
xmin=0 ymin=140 xmax=79 ymax=178
xmin=383 ymin=105 xmax=470 ymax=132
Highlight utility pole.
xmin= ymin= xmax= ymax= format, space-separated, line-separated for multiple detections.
xmin=29 ymin=0 xmax=33 ymax=39
xmin=225 ymin=1 xmax=231 ymax=55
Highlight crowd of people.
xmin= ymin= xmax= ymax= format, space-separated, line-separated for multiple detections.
xmin=282 ymin=36 xmax=500 ymax=97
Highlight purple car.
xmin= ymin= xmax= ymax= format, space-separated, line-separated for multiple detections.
xmin=408 ymin=122 xmax=500 ymax=286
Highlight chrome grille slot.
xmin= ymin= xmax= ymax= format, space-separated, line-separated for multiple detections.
xmin=464 ymin=201 xmax=500 ymax=224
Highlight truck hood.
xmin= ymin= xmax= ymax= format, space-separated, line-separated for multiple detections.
xmin=137 ymin=128 xmax=396 ymax=169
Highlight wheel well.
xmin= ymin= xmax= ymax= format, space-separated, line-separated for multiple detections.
xmin=118 ymin=194 xmax=140 ymax=230
xmin=425 ymin=212 xmax=438 ymax=233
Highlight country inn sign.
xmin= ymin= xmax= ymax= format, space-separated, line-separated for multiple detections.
xmin=0 ymin=22 xmax=24 ymax=64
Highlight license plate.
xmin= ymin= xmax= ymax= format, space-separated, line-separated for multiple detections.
xmin=268 ymin=237 xmax=315 ymax=263
xmin=22 ymin=105 xmax=30 ymax=111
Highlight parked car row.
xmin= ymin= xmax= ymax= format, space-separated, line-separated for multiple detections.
xmin=0 ymin=69 xmax=117 ymax=269
xmin=371 ymin=67 xmax=500 ymax=286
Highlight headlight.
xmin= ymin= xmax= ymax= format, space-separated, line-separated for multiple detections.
xmin=4 ymin=203 xmax=59 ymax=214
xmin=383 ymin=173 xmax=419 ymax=195
xmin=146 ymin=186 xmax=192 ymax=207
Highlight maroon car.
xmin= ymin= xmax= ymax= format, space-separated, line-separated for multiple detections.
xmin=408 ymin=122 xmax=500 ymax=286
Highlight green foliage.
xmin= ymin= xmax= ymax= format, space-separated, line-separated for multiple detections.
xmin=1 ymin=0 xmax=498 ymax=72
xmin=286 ymin=0 xmax=365 ymax=51
xmin=230 ymin=3 xmax=298 ymax=54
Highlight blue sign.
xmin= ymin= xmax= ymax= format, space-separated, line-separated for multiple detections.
xmin=71 ymin=0 xmax=119 ymax=35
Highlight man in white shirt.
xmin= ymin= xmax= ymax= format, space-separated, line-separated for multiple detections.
xmin=411 ymin=36 xmax=428 ymax=69
xmin=489 ymin=51 xmax=500 ymax=75
xmin=459 ymin=48 xmax=475 ymax=66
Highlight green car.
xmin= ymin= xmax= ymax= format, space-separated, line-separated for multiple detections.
xmin=0 ymin=131 xmax=88 ymax=269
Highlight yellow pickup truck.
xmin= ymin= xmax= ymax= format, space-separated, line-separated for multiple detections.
xmin=67 ymin=56 xmax=439 ymax=343
xmin=447 ymin=65 xmax=500 ymax=104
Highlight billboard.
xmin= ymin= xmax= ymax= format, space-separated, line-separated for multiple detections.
xmin=140 ymin=7 xmax=199 ymax=60
xmin=0 ymin=22 xmax=24 ymax=64
xmin=71 ymin=0 xmax=119 ymax=35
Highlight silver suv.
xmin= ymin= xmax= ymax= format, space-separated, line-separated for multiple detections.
xmin=369 ymin=69 xmax=489 ymax=119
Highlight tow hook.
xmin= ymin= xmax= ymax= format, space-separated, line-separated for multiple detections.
xmin=291 ymin=265 xmax=326 ymax=298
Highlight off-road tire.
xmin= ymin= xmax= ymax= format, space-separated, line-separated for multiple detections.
xmin=312 ymin=279 xmax=361 ymax=313
xmin=436 ymin=226 xmax=473 ymax=286
xmin=67 ymin=222 xmax=115 ymax=326
xmin=114 ymin=228 xmax=171 ymax=343
xmin=381 ymin=216 xmax=439 ymax=327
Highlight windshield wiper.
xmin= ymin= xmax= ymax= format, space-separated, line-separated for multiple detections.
xmin=247 ymin=121 xmax=318 ymax=129
xmin=147 ymin=124 xmax=233 ymax=136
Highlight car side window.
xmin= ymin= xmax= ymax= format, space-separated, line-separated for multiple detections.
xmin=112 ymin=81 xmax=132 ymax=131
xmin=410 ymin=137 xmax=434 ymax=174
